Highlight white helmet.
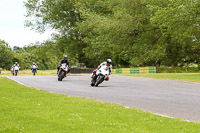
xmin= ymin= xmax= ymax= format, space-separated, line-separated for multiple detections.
xmin=107 ymin=59 xmax=112 ymax=65
xmin=64 ymin=55 xmax=68 ymax=60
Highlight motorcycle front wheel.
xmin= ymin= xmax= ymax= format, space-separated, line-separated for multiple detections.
xmin=91 ymin=82 xmax=95 ymax=86
xmin=95 ymin=75 xmax=104 ymax=87
xmin=58 ymin=71 xmax=66 ymax=81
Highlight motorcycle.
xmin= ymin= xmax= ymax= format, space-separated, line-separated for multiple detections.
xmin=13 ymin=66 xmax=19 ymax=76
xmin=58 ymin=63 xmax=68 ymax=81
xmin=91 ymin=65 xmax=109 ymax=87
xmin=10 ymin=67 xmax=14 ymax=75
xmin=32 ymin=66 xmax=37 ymax=76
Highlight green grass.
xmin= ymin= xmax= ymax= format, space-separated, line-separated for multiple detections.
xmin=0 ymin=70 xmax=57 ymax=76
xmin=0 ymin=77 xmax=200 ymax=132
xmin=121 ymin=73 xmax=200 ymax=83
xmin=157 ymin=67 xmax=200 ymax=73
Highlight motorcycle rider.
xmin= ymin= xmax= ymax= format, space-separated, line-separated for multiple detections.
xmin=13 ymin=62 xmax=20 ymax=69
xmin=11 ymin=62 xmax=20 ymax=75
xmin=31 ymin=62 xmax=38 ymax=73
xmin=10 ymin=65 xmax=14 ymax=74
xmin=91 ymin=59 xmax=112 ymax=82
xmin=57 ymin=55 xmax=71 ymax=74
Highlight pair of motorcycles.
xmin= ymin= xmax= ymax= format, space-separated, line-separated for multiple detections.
xmin=57 ymin=63 xmax=110 ymax=87
xmin=11 ymin=66 xmax=37 ymax=76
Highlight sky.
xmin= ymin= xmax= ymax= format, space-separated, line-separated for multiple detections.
xmin=0 ymin=0 xmax=52 ymax=48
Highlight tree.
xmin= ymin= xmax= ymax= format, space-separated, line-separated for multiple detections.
xmin=24 ymin=0 xmax=200 ymax=68
xmin=0 ymin=40 xmax=14 ymax=69
xmin=76 ymin=0 xmax=165 ymax=67
xmin=24 ymin=0 xmax=88 ymax=66
xmin=148 ymin=0 xmax=200 ymax=66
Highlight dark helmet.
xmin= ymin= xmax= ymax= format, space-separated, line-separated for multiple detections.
xmin=64 ymin=55 xmax=68 ymax=60
xmin=107 ymin=59 xmax=112 ymax=65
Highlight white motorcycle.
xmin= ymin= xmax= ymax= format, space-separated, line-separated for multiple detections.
xmin=91 ymin=65 xmax=109 ymax=87
xmin=13 ymin=66 xmax=19 ymax=76
xmin=58 ymin=63 xmax=68 ymax=81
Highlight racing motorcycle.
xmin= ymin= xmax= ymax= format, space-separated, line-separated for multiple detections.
xmin=91 ymin=65 xmax=109 ymax=87
xmin=13 ymin=66 xmax=19 ymax=76
xmin=58 ymin=63 xmax=68 ymax=81
xmin=31 ymin=66 xmax=37 ymax=76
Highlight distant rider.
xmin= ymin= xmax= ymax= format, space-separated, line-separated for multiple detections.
xmin=31 ymin=62 xmax=38 ymax=73
xmin=92 ymin=59 xmax=112 ymax=81
xmin=11 ymin=62 xmax=20 ymax=75
xmin=13 ymin=62 xmax=20 ymax=69
xmin=57 ymin=55 xmax=71 ymax=74
xmin=10 ymin=66 xmax=14 ymax=74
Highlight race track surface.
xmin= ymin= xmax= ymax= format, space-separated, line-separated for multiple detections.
xmin=8 ymin=75 xmax=200 ymax=122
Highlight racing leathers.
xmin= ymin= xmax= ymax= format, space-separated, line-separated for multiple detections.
xmin=31 ymin=64 xmax=38 ymax=68
xmin=92 ymin=61 xmax=112 ymax=81
xmin=31 ymin=64 xmax=38 ymax=73
xmin=13 ymin=64 xmax=20 ymax=69
xmin=57 ymin=59 xmax=71 ymax=74
xmin=97 ymin=62 xmax=112 ymax=74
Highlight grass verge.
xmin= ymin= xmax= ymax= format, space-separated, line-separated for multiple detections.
xmin=0 ymin=70 xmax=57 ymax=76
xmin=0 ymin=77 xmax=200 ymax=132
xmin=120 ymin=73 xmax=200 ymax=83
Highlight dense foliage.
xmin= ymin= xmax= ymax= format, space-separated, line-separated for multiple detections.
xmin=0 ymin=40 xmax=14 ymax=69
xmin=1 ymin=0 xmax=200 ymax=69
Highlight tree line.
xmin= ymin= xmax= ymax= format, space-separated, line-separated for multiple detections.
xmin=1 ymin=0 xmax=200 ymax=70
xmin=0 ymin=40 xmax=58 ymax=70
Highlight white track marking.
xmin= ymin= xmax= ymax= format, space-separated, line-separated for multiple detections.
xmin=6 ymin=76 xmax=25 ymax=86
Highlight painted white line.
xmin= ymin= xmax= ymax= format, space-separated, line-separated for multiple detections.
xmin=154 ymin=113 xmax=193 ymax=122
xmin=6 ymin=76 xmax=25 ymax=86
xmin=124 ymin=106 xmax=193 ymax=123
xmin=124 ymin=106 xmax=174 ymax=119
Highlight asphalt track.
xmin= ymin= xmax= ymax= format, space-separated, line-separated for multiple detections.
xmin=7 ymin=75 xmax=200 ymax=122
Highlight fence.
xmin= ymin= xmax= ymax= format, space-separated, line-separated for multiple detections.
xmin=112 ymin=67 xmax=156 ymax=74
xmin=70 ymin=68 xmax=94 ymax=74
xmin=70 ymin=67 xmax=156 ymax=74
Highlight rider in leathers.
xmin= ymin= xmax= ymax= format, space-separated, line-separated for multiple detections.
xmin=57 ymin=55 xmax=71 ymax=74
xmin=92 ymin=59 xmax=112 ymax=82
xmin=11 ymin=62 xmax=20 ymax=74
xmin=31 ymin=63 xmax=38 ymax=73
xmin=13 ymin=62 xmax=20 ymax=69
